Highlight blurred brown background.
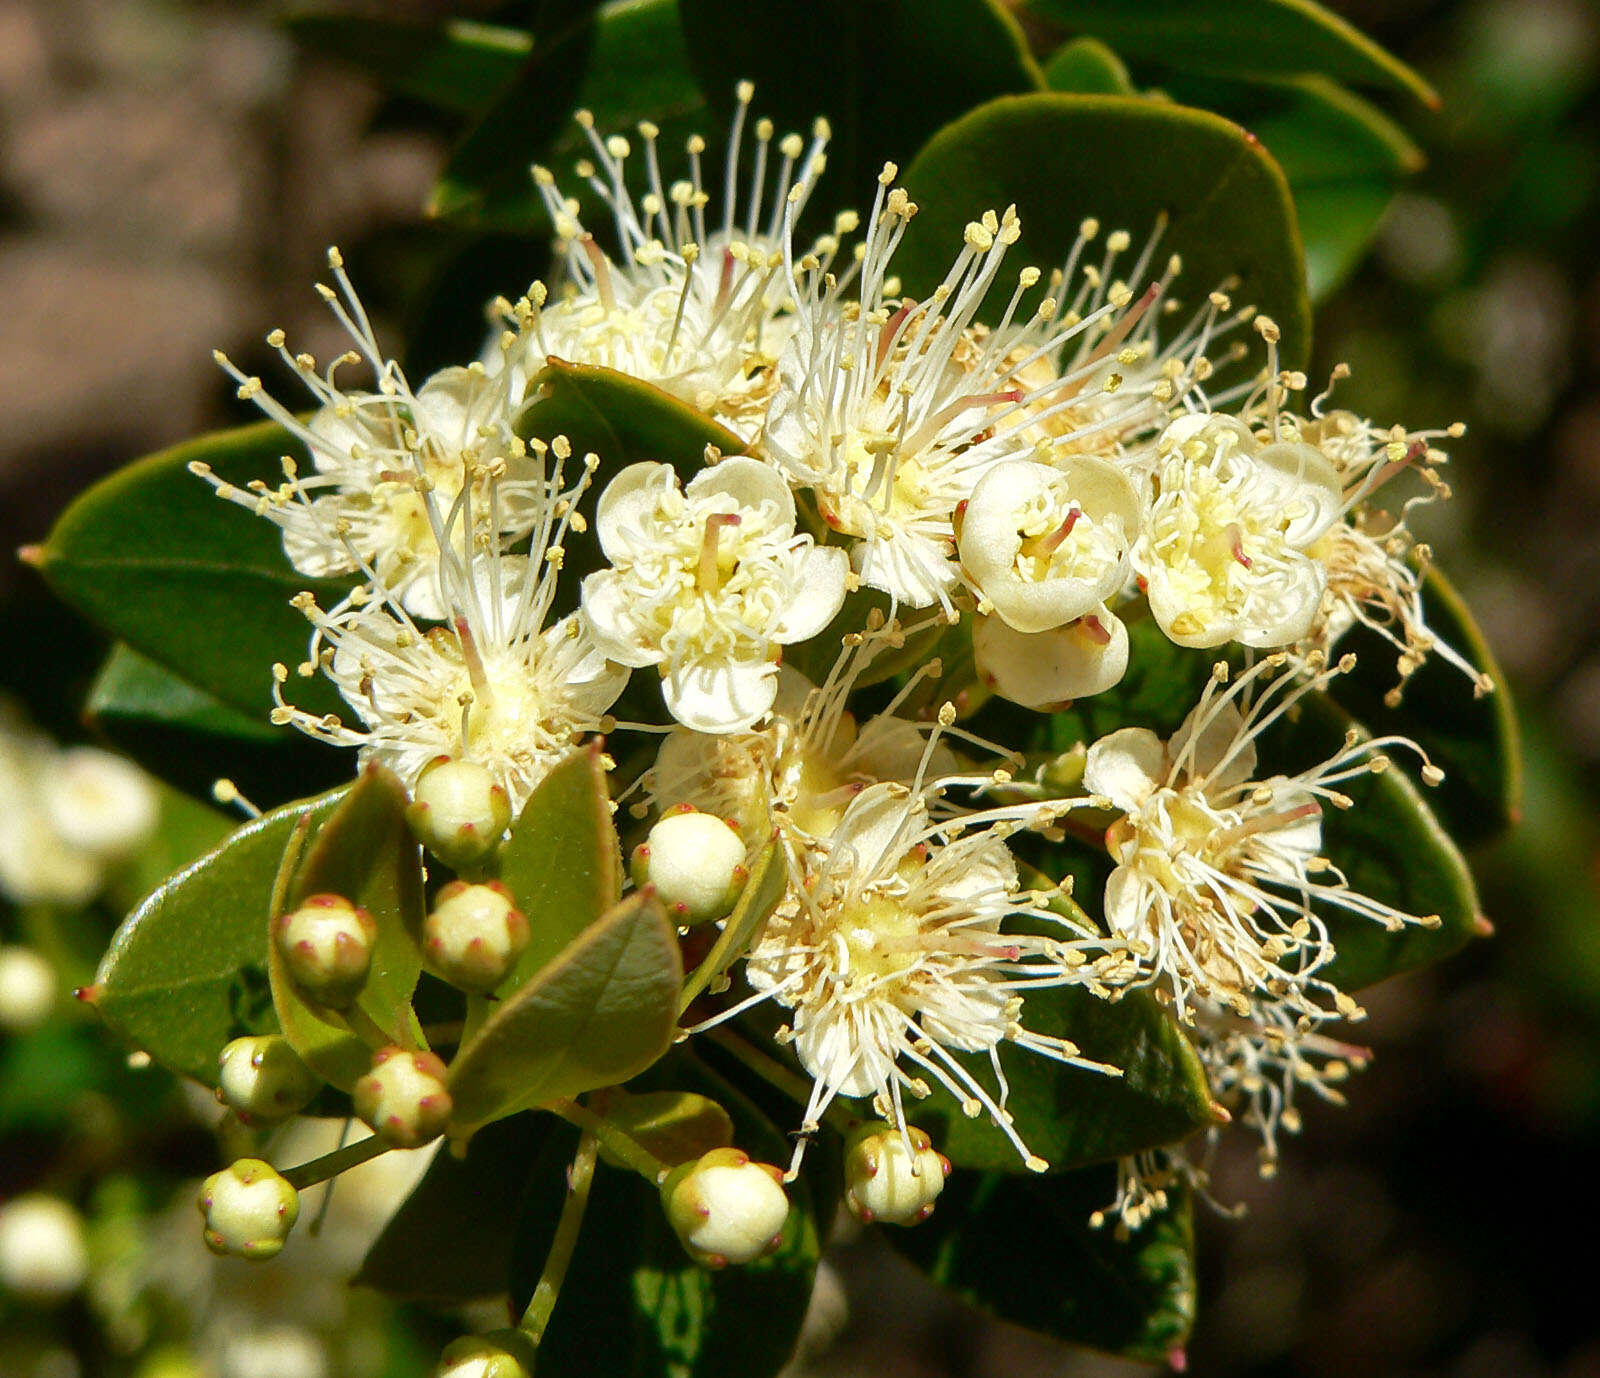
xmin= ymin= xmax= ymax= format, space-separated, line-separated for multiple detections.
xmin=1 ymin=1 xmax=1597 ymax=1375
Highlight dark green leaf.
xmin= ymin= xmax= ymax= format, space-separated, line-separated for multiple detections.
xmin=34 ymin=421 xmax=352 ymax=720
xmin=601 ymin=1089 xmax=735 ymax=1168
xmin=1327 ymin=567 xmax=1520 ymax=845
xmin=677 ymin=0 xmax=1042 ymax=218
xmin=897 ymin=94 xmax=1312 ymax=368
xmin=448 ymin=891 xmax=682 ymax=1133
xmin=268 ymin=765 xmax=427 ymax=1088
xmin=431 ymin=0 xmax=704 ymax=228
xmin=88 ymin=643 xmax=282 ymax=744
xmin=1024 ymin=0 xmax=1437 ymax=107
xmin=356 ymin=1110 xmax=555 ymax=1301
xmin=1043 ymin=36 xmax=1134 ymax=94
xmin=507 ymin=1064 xmax=819 ymax=1378
xmin=104 ymin=785 xmax=237 ymax=919
xmin=1266 ymin=692 xmax=1483 ymax=991
xmin=890 ymin=1165 xmax=1195 ymax=1364
xmin=285 ymin=13 xmax=531 ymax=115
xmin=678 ymin=835 xmax=786 ymax=1015
xmin=496 ymin=740 xmax=621 ymax=991
xmin=90 ymin=786 xmax=349 ymax=1084
xmin=912 ymin=984 xmax=1217 ymax=1173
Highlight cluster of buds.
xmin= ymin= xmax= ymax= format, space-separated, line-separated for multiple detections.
xmin=216 ymin=1034 xmax=320 ymax=1122
xmin=354 ymin=1047 xmax=453 ymax=1148
xmin=273 ymin=892 xmax=376 ymax=1008
xmin=629 ymin=805 xmax=748 ymax=925
xmin=843 ymin=1122 xmax=951 ymax=1226
xmin=406 ymin=756 xmax=513 ymax=868
xmin=423 ymin=880 xmax=530 ymax=993
xmin=660 ymin=1148 xmax=791 ymax=1268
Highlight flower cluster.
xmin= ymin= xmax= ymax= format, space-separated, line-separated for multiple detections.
xmin=206 ymin=88 xmax=1485 ymax=1233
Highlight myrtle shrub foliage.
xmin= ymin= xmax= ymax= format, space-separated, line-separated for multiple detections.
xmin=36 ymin=1 xmax=1517 ymax=1372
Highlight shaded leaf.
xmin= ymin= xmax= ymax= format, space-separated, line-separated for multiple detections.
xmin=90 ymin=786 xmax=349 ymax=1084
xmin=678 ymin=836 xmax=786 ymax=1015
xmin=34 ymin=421 xmax=351 ymax=720
xmin=448 ymin=891 xmax=681 ymax=1132
xmin=890 ymin=1166 xmax=1196 ymax=1364
xmin=897 ymin=94 xmax=1312 ymax=369
xmin=88 ymin=643 xmax=281 ymax=744
xmin=355 ymin=1112 xmax=555 ymax=1302
xmin=1025 ymin=0 xmax=1437 ymax=107
xmin=496 ymin=740 xmax=621 ymax=991
xmin=1043 ymin=36 xmax=1134 ymax=94
xmin=601 ymin=1089 xmax=735 ymax=1168
xmin=677 ymin=0 xmax=1042 ymax=219
xmin=285 ymin=13 xmax=531 ymax=115
xmin=911 ymin=984 xmax=1216 ymax=1173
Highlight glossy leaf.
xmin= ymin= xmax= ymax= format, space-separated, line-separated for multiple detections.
xmin=1266 ymin=693 xmax=1483 ymax=991
xmin=285 ymin=13 xmax=530 ymax=115
xmin=496 ymin=740 xmax=621 ymax=991
xmin=104 ymin=785 xmax=237 ymax=920
xmin=678 ymin=835 xmax=786 ymax=1014
xmin=34 ymin=420 xmax=351 ymax=720
xmin=88 ymin=643 xmax=282 ymax=744
xmin=431 ymin=0 xmax=704 ymax=227
xmin=1043 ymin=36 xmax=1134 ymax=94
xmin=1327 ymin=566 xmax=1521 ymax=845
xmin=507 ymin=1065 xmax=819 ymax=1378
xmin=911 ymin=984 xmax=1216 ymax=1173
xmin=356 ymin=1111 xmax=555 ymax=1302
xmin=601 ymin=1089 xmax=735 ymax=1168
xmin=892 ymin=1167 xmax=1195 ymax=1363
xmin=1024 ymin=0 xmax=1437 ymax=107
xmin=677 ymin=0 xmax=1042 ymax=218
xmin=897 ymin=94 xmax=1313 ymax=369
xmin=269 ymin=765 xmax=428 ymax=1089
xmin=90 ymin=786 xmax=349 ymax=1084
xmin=448 ymin=891 xmax=682 ymax=1133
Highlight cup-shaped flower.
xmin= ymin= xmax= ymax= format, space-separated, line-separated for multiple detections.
xmin=958 ymin=457 xmax=1139 ymax=633
xmin=354 ymin=1047 xmax=453 ymax=1148
xmin=972 ymin=606 xmax=1130 ymax=710
xmin=217 ymin=1035 xmax=321 ymax=1123
xmin=198 ymin=1159 xmax=299 ymax=1261
xmin=630 ymin=806 xmax=748 ymax=924
xmin=1135 ymin=413 xmax=1342 ymax=649
xmin=581 ymin=457 xmax=848 ymax=732
xmin=660 ymin=1147 xmax=790 ymax=1268
xmin=842 ymin=1121 xmax=951 ymax=1226
xmin=422 ymin=880 xmax=529 ymax=993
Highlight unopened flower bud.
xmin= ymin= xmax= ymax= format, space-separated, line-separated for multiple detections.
xmin=434 ymin=1328 xmax=538 ymax=1378
xmin=0 ymin=1194 xmax=89 ymax=1302
xmin=423 ymin=880 xmax=529 ymax=993
xmin=630 ymin=807 xmax=747 ymax=925
xmin=660 ymin=1147 xmax=789 ymax=1267
xmin=198 ymin=1159 xmax=299 ymax=1260
xmin=843 ymin=1121 xmax=950 ymax=1225
xmin=217 ymin=1035 xmax=321 ymax=1122
xmin=407 ymin=757 xmax=511 ymax=868
xmin=274 ymin=893 xmax=376 ymax=1008
xmin=0 ymin=945 xmax=56 ymax=1033
xmin=354 ymin=1047 xmax=452 ymax=1148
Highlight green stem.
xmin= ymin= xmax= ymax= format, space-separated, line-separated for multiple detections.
xmin=519 ymin=1128 xmax=598 ymax=1345
xmin=548 ymin=1098 xmax=669 ymax=1183
xmin=281 ymin=1130 xmax=390 ymax=1190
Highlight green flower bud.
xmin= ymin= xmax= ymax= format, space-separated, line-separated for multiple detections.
xmin=423 ymin=880 xmax=529 ymax=994
xmin=660 ymin=1147 xmax=789 ymax=1268
xmin=434 ymin=1328 xmax=539 ymax=1378
xmin=407 ymin=757 xmax=511 ymax=868
xmin=217 ymin=1035 xmax=321 ymax=1122
xmin=353 ymin=1047 xmax=452 ymax=1148
xmin=629 ymin=806 xmax=747 ymax=925
xmin=198 ymin=1159 xmax=299 ymax=1260
xmin=273 ymin=893 xmax=377 ymax=1008
xmin=842 ymin=1121 xmax=950 ymax=1225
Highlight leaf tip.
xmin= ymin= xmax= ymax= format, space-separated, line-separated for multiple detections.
xmin=73 ymin=982 xmax=103 ymax=1006
xmin=16 ymin=543 xmax=43 ymax=567
xmin=1473 ymin=913 xmax=1496 ymax=938
xmin=1206 ymin=1100 xmax=1232 ymax=1126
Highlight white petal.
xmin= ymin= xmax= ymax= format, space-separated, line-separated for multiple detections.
xmin=1169 ymin=702 xmax=1255 ymax=791
xmin=663 ymin=658 xmax=780 ymax=734
xmin=957 ymin=460 xmax=1048 ymax=584
xmin=1083 ymin=727 xmax=1166 ymax=813
xmin=579 ymin=570 xmax=662 ymax=668
xmin=594 ymin=462 xmax=675 ymax=560
xmin=1102 ymin=864 xmax=1149 ymax=938
xmin=829 ymin=782 xmax=924 ymax=880
xmin=1236 ymin=555 xmax=1325 ymax=649
xmin=686 ymin=455 xmax=794 ymax=531
xmin=972 ymin=608 xmax=1130 ymax=710
xmin=770 ymin=546 xmax=849 ymax=642
xmin=1253 ymin=441 xmax=1344 ymax=547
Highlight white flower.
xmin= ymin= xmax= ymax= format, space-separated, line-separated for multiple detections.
xmin=764 ymin=179 xmax=1166 ymax=613
xmin=582 ymin=457 xmax=848 ymax=732
xmin=204 ymin=253 xmax=544 ymax=621
xmin=39 ymin=746 xmax=159 ymax=860
xmin=1082 ymin=655 xmax=1443 ymax=1029
xmin=0 ymin=1195 xmax=89 ymax=1302
xmin=500 ymin=84 xmax=831 ymax=435
xmin=1135 ymin=408 xmax=1342 ymax=649
xmin=728 ymin=743 xmax=1117 ymax=1175
xmin=272 ymin=440 xmax=626 ymax=813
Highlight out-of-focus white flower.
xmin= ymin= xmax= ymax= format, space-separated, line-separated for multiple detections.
xmin=1135 ymin=405 xmax=1341 ymax=649
xmin=500 ymin=84 xmax=831 ymax=436
xmin=0 ymin=1194 xmax=89 ymax=1302
xmin=272 ymin=439 xmax=626 ymax=812
xmin=582 ymin=457 xmax=848 ymax=731
xmin=0 ymin=945 xmax=57 ymax=1033
xmin=40 ymin=746 xmax=159 ymax=860
xmin=204 ymin=253 xmax=545 ymax=621
xmin=220 ymin=1325 xmax=329 ymax=1378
